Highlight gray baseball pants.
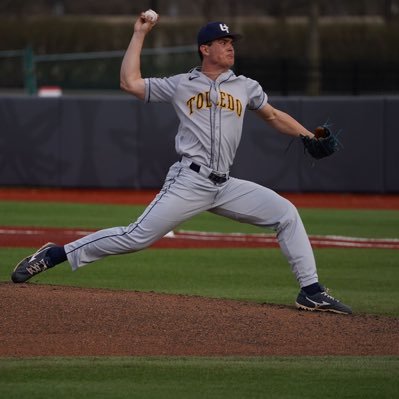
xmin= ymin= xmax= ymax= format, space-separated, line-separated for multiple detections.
xmin=65 ymin=161 xmax=318 ymax=288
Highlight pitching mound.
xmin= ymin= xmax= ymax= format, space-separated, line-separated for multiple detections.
xmin=1 ymin=283 xmax=398 ymax=357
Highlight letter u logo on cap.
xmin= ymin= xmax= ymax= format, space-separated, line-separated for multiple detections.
xmin=219 ymin=24 xmax=230 ymax=33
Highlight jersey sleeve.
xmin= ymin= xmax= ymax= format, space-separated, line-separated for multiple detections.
xmin=245 ymin=77 xmax=268 ymax=110
xmin=144 ymin=74 xmax=183 ymax=103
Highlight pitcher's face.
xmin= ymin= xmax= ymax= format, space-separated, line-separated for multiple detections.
xmin=202 ymin=37 xmax=235 ymax=69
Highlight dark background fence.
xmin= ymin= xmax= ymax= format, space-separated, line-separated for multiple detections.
xmin=1 ymin=95 xmax=398 ymax=193
xmin=3 ymin=49 xmax=399 ymax=96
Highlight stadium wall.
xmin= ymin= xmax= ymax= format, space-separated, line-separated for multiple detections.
xmin=1 ymin=95 xmax=398 ymax=192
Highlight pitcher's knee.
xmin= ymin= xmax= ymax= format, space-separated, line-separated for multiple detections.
xmin=276 ymin=199 xmax=300 ymax=233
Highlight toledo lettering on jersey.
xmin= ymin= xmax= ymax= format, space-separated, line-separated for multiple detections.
xmin=186 ymin=91 xmax=243 ymax=117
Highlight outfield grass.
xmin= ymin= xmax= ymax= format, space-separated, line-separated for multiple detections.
xmin=1 ymin=201 xmax=399 ymax=238
xmin=0 ymin=357 xmax=398 ymax=399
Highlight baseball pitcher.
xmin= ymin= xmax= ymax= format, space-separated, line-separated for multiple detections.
xmin=12 ymin=11 xmax=351 ymax=314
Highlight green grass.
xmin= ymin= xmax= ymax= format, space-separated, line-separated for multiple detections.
xmin=1 ymin=247 xmax=398 ymax=316
xmin=0 ymin=357 xmax=398 ymax=399
xmin=299 ymin=208 xmax=399 ymax=238
xmin=0 ymin=201 xmax=144 ymax=229
xmin=1 ymin=201 xmax=399 ymax=237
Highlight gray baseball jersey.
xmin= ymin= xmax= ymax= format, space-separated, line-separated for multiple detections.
xmin=65 ymin=68 xmax=318 ymax=288
xmin=145 ymin=67 xmax=266 ymax=172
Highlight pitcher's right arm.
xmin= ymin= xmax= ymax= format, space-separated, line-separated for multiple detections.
xmin=120 ymin=12 xmax=158 ymax=100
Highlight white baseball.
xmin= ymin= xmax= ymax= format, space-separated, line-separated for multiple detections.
xmin=143 ymin=9 xmax=159 ymax=23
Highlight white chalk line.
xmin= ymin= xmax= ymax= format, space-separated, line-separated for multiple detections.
xmin=173 ymin=230 xmax=399 ymax=249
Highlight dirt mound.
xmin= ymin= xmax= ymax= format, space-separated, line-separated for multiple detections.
xmin=1 ymin=283 xmax=398 ymax=357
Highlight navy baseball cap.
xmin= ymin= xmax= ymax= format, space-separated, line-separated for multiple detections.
xmin=197 ymin=21 xmax=242 ymax=46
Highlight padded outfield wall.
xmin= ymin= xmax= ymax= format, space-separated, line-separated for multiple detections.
xmin=0 ymin=95 xmax=398 ymax=193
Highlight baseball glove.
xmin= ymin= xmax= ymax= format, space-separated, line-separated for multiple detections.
xmin=300 ymin=126 xmax=339 ymax=159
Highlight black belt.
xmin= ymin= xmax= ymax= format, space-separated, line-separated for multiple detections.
xmin=189 ymin=162 xmax=228 ymax=184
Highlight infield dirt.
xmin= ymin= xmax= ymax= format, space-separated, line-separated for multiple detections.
xmin=1 ymin=282 xmax=398 ymax=357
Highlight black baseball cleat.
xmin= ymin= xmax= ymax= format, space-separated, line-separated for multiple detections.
xmin=295 ymin=288 xmax=352 ymax=315
xmin=11 ymin=242 xmax=56 ymax=283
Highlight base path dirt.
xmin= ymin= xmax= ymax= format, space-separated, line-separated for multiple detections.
xmin=1 ymin=227 xmax=399 ymax=249
xmin=1 ymin=283 xmax=398 ymax=357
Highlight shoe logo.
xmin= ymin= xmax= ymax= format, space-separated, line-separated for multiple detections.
xmin=29 ymin=254 xmax=39 ymax=263
xmin=189 ymin=76 xmax=199 ymax=81
xmin=305 ymin=297 xmax=331 ymax=308
xmin=28 ymin=247 xmax=48 ymax=263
